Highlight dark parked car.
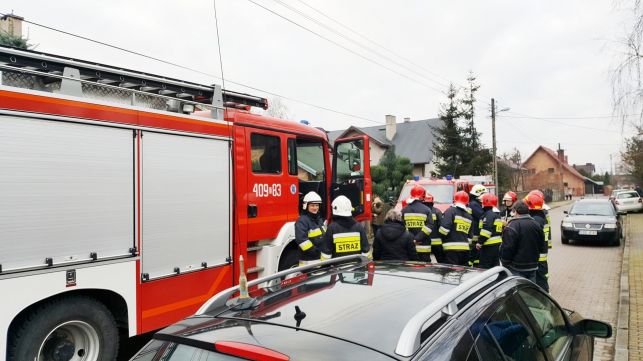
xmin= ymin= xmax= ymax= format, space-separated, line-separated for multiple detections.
xmin=131 ymin=256 xmax=611 ymax=361
xmin=561 ymin=198 xmax=624 ymax=246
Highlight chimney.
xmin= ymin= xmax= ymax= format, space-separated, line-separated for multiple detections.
xmin=557 ymin=147 xmax=565 ymax=163
xmin=404 ymin=117 xmax=411 ymax=123
xmin=385 ymin=115 xmax=396 ymax=141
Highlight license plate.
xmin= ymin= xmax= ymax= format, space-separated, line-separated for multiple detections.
xmin=579 ymin=230 xmax=597 ymax=235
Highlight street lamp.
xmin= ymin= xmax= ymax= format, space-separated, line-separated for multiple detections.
xmin=491 ymin=98 xmax=510 ymax=190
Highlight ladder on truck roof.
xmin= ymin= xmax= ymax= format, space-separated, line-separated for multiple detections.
xmin=0 ymin=45 xmax=268 ymax=117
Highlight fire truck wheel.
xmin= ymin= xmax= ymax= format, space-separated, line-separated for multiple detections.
xmin=8 ymin=295 xmax=118 ymax=361
xmin=278 ymin=247 xmax=300 ymax=271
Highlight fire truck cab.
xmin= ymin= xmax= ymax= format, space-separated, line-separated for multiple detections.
xmin=0 ymin=46 xmax=371 ymax=360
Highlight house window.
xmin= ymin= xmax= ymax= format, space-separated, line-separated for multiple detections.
xmin=548 ymin=168 xmax=555 ymax=174
xmin=529 ymin=168 xmax=536 ymax=175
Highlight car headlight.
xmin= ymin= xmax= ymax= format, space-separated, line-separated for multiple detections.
xmin=561 ymin=222 xmax=573 ymax=228
xmin=604 ymin=223 xmax=618 ymax=229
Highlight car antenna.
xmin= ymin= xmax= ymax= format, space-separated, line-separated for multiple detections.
xmin=231 ymin=255 xmax=259 ymax=310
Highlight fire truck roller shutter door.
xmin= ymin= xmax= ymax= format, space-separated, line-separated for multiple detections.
xmin=141 ymin=131 xmax=231 ymax=280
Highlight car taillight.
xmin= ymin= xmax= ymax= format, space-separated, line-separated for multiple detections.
xmin=215 ymin=341 xmax=290 ymax=361
xmin=639 ymin=198 xmax=642 ymax=203
xmin=615 ymin=200 xmax=620 ymax=205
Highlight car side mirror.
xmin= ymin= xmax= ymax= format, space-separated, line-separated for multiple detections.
xmin=575 ymin=319 xmax=612 ymax=338
xmin=563 ymin=210 xmax=568 ymax=214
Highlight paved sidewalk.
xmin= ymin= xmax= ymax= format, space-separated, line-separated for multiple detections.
xmin=629 ymin=213 xmax=643 ymax=360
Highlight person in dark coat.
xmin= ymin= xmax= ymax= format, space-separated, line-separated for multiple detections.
xmin=373 ymin=209 xmax=418 ymax=261
xmin=500 ymin=200 xmax=545 ymax=283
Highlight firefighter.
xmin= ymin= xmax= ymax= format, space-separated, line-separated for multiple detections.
xmin=476 ymin=193 xmax=503 ymax=269
xmin=320 ymin=195 xmax=370 ymax=260
xmin=423 ymin=193 xmax=444 ymax=263
xmin=439 ymin=191 xmax=473 ymax=266
xmin=401 ymin=185 xmax=434 ymax=262
xmin=500 ymin=191 xmax=517 ymax=221
xmin=500 ymin=200 xmax=545 ymax=283
xmin=525 ymin=192 xmax=550 ymax=292
xmin=294 ymin=191 xmax=326 ymax=266
xmin=528 ymin=189 xmax=552 ymax=249
xmin=468 ymin=184 xmax=488 ymax=267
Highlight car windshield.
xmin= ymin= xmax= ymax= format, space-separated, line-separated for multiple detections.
xmin=569 ymin=202 xmax=614 ymax=216
xmin=617 ymin=191 xmax=639 ymax=199
xmin=398 ymin=184 xmax=454 ymax=203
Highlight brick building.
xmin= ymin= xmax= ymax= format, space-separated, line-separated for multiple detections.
xmin=522 ymin=146 xmax=586 ymax=199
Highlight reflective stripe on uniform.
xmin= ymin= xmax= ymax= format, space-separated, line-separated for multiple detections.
xmin=494 ymin=220 xmax=504 ymax=233
xmin=404 ymin=213 xmax=428 ymax=229
xmin=443 ymin=242 xmax=470 ymax=251
xmin=421 ymin=225 xmax=432 ymax=236
xmin=320 ymin=253 xmax=331 ymax=260
xmin=483 ymin=236 xmax=502 ymax=246
xmin=479 ymin=229 xmax=492 ymax=238
xmin=298 ymin=240 xmax=314 ymax=251
xmin=432 ymin=213 xmax=437 ymax=221
xmin=431 ymin=238 xmax=443 ymax=246
xmin=308 ymin=228 xmax=323 ymax=238
xmin=539 ymin=253 xmax=548 ymax=262
xmin=299 ymin=259 xmax=319 ymax=267
xmin=548 ymin=240 xmax=553 ymax=249
xmin=439 ymin=226 xmax=450 ymax=235
xmin=333 ymin=232 xmax=361 ymax=253
xmin=416 ymin=245 xmax=431 ymax=253
xmin=454 ymin=216 xmax=472 ymax=234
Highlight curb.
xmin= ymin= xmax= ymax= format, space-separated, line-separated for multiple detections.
xmin=614 ymin=214 xmax=630 ymax=361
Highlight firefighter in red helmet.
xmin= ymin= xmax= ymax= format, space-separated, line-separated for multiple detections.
xmin=401 ymin=185 xmax=434 ymax=262
xmin=476 ymin=193 xmax=503 ymax=268
xmin=525 ymin=192 xmax=550 ymax=292
xmin=438 ymin=191 xmax=473 ymax=266
xmin=423 ymin=192 xmax=444 ymax=263
xmin=500 ymin=191 xmax=517 ymax=220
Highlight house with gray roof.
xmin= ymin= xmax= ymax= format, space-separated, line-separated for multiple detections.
xmin=327 ymin=115 xmax=442 ymax=177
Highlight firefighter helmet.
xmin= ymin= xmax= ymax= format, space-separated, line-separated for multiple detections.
xmin=454 ymin=191 xmax=470 ymax=205
xmin=302 ymin=191 xmax=322 ymax=210
xmin=503 ymin=191 xmax=517 ymax=203
xmin=481 ymin=193 xmax=498 ymax=208
xmin=331 ymin=195 xmax=353 ymax=217
xmin=470 ymin=184 xmax=488 ymax=198
xmin=410 ymin=185 xmax=426 ymax=200
xmin=525 ymin=193 xmax=544 ymax=210
xmin=424 ymin=193 xmax=434 ymax=203
xmin=528 ymin=189 xmax=545 ymax=199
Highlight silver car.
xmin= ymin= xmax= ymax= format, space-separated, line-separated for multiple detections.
xmin=614 ymin=190 xmax=643 ymax=213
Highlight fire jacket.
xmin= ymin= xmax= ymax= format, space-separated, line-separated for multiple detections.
xmin=294 ymin=212 xmax=326 ymax=261
xmin=439 ymin=205 xmax=473 ymax=252
xmin=401 ymin=200 xmax=434 ymax=254
xmin=320 ymin=216 xmax=370 ymax=260
xmin=478 ymin=208 xmax=503 ymax=247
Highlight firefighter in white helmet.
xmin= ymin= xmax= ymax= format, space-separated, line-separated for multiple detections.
xmin=468 ymin=184 xmax=487 ymax=267
xmin=294 ymin=192 xmax=326 ymax=266
xmin=320 ymin=196 xmax=370 ymax=260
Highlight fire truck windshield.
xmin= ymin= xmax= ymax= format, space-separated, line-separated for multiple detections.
xmin=398 ymin=184 xmax=454 ymax=204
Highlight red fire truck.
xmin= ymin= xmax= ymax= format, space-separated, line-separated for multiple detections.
xmin=0 ymin=46 xmax=371 ymax=360
xmin=395 ymin=177 xmax=472 ymax=212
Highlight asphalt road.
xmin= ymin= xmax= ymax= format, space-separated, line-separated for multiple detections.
xmin=547 ymin=197 xmax=624 ymax=361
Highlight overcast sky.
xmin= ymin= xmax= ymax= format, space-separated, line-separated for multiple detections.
xmin=5 ymin=0 xmax=637 ymax=174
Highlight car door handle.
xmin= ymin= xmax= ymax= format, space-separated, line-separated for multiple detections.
xmin=248 ymin=204 xmax=258 ymax=218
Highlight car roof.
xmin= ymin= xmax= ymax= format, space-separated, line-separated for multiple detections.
xmin=573 ymin=198 xmax=612 ymax=204
xmin=162 ymin=259 xmax=512 ymax=359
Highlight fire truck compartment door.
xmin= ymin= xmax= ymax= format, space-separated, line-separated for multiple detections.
xmin=0 ymin=116 xmax=134 ymax=272
xmin=141 ymin=132 xmax=230 ymax=280
xmin=332 ymin=135 xmax=372 ymax=220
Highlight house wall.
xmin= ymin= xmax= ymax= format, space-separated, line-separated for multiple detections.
xmin=523 ymin=150 xmax=584 ymax=197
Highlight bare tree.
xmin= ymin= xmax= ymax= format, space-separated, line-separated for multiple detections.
xmin=612 ymin=1 xmax=643 ymax=129
xmin=264 ymin=97 xmax=291 ymax=119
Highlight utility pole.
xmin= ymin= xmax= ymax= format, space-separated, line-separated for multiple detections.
xmin=491 ymin=98 xmax=498 ymax=189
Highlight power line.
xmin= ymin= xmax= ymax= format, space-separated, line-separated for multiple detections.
xmin=272 ymin=0 xmax=450 ymax=89
xmin=243 ymin=0 xmax=447 ymax=94
xmin=0 ymin=12 xmax=383 ymax=125
xmin=500 ymin=114 xmax=621 ymax=133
